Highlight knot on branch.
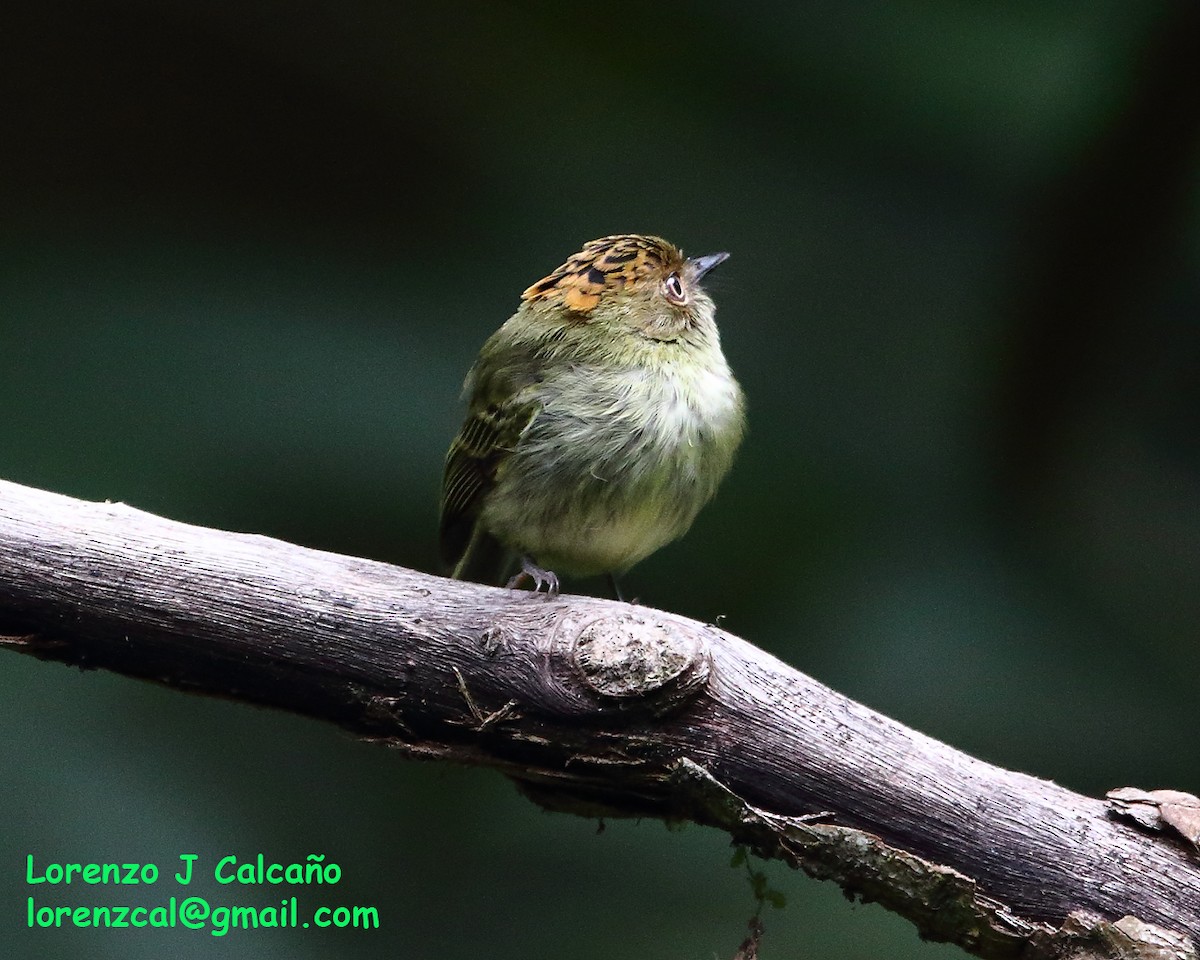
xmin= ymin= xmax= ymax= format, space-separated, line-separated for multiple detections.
xmin=556 ymin=608 xmax=710 ymax=718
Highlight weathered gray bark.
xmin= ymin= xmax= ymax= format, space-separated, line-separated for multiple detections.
xmin=0 ymin=478 xmax=1195 ymax=959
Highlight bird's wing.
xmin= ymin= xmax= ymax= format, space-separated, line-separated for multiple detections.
xmin=439 ymin=392 xmax=539 ymax=576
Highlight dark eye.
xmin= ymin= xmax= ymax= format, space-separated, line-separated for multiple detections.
xmin=663 ymin=273 xmax=686 ymax=304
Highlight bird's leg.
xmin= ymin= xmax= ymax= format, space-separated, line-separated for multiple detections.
xmin=506 ymin=555 xmax=560 ymax=595
xmin=606 ymin=573 xmax=625 ymax=603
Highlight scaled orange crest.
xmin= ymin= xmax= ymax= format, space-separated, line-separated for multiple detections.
xmin=521 ymin=235 xmax=685 ymax=314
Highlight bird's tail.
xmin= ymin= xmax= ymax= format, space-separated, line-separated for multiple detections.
xmin=450 ymin=524 xmax=514 ymax=586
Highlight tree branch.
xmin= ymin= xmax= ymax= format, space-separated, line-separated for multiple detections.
xmin=0 ymin=478 xmax=1195 ymax=959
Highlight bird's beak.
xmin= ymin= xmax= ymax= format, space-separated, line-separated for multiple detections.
xmin=687 ymin=251 xmax=730 ymax=280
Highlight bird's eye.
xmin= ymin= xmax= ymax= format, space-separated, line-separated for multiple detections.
xmin=663 ymin=273 xmax=686 ymax=304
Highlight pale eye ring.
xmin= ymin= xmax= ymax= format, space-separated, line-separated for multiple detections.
xmin=663 ymin=273 xmax=686 ymax=304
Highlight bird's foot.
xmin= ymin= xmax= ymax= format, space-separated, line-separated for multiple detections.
xmin=506 ymin=556 xmax=560 ymax=595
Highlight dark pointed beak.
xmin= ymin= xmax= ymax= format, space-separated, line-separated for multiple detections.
xmin=687 ymin=251 xmax=730 ymax=280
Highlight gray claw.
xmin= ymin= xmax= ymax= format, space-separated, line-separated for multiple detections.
xmin=507 ymin=556 xmax=560 ymax=595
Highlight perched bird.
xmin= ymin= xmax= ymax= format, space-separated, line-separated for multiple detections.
xmin=440 ymin=234 xmax=745 ymax=595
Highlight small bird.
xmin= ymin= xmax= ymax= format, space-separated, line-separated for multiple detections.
xmin=440 ymin=234 xmax=745 ymax=596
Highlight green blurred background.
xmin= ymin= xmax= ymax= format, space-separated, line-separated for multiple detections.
xmin=3 ymin=1 xmax=1198 ymax=957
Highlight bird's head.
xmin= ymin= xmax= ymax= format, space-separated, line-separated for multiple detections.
xmin=520 ymin=234 xmax=728 ymax=341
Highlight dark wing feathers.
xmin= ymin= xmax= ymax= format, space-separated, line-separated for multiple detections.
xmin=438 ymin=397 xmax=537 ymax=573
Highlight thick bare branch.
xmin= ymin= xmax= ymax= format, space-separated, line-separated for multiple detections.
xmin=0 ymin=478 xmax=1195 ymax=959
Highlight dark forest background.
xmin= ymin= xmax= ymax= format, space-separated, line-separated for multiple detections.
xmin=2 ymin=2 xmax=1198 ymax=957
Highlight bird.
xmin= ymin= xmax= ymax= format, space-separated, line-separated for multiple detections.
xmin=439 ymin=234 xmax=745 ymax=597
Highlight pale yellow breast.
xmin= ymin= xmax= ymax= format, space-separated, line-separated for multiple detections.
xmin=482 ymin=340 xmax=745 ymax=576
